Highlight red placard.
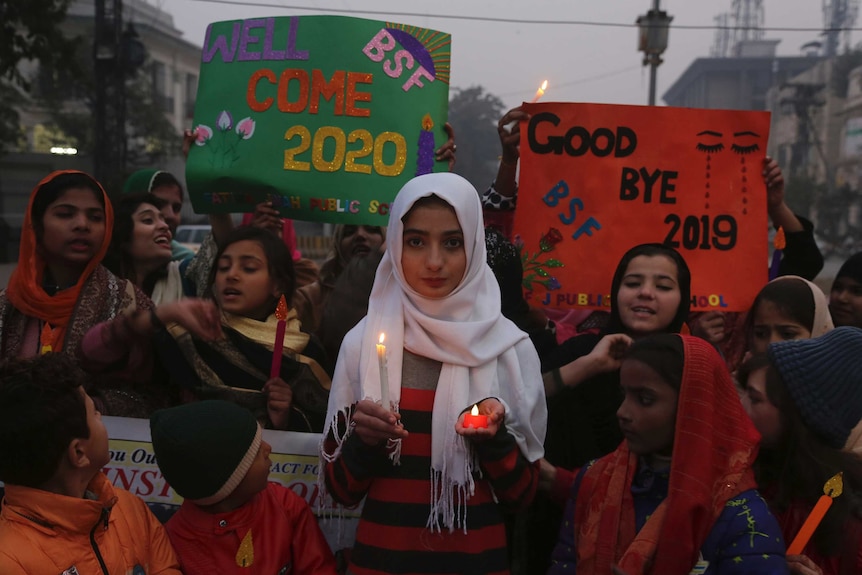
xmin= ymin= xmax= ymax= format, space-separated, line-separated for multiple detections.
xmin=513 ymin=102 xmax=770 ymax=312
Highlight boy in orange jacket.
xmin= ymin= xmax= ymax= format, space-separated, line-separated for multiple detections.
xmin=0 ymin=354 xmax=180 ymax=574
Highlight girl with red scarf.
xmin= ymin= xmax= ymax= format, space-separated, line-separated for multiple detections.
xmin=0 ymin=171 xmax=149 ymax=359
xmin=545 ymin=334 xmax=787 ymax=575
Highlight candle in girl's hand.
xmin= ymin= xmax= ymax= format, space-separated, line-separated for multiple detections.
xmin=787 ymin=472 xmax=843 ymax=554
xmin=768 ymin=226 xmax=786 ymax=281
xmin=377 ymin=333 xmax=390 ymax=409
xmin=530 ymin=80 xmax=548 ymax=103
xmin=463 ymin=404 xmax=489 ymax=429
xmin=270 ymin=295 xmax=288 ymax=379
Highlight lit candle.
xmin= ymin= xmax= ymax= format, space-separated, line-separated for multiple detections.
xmin=768 ymin=226 xmax=786 ymax=281
xmin=377 ymin=333 xmax=390 ymax=409
xmin=269 ymin=295 xmax=288 ymax=379
xmin=787 ymin=472 xmax=844 ymax=554
xmin=530 ymin=80 xmax=548 ymax=103
xmin=462 ymin=404 xmax=489 ymax=429
xmin=416 ymin=113 xmax=435 ymax=176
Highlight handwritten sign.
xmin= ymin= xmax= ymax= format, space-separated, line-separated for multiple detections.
xmin=186 ymin=15 xmax=451 ymax=224
xmin=513 ymin=102 xmax=770 ymax=312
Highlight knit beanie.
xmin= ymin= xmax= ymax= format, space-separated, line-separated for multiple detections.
xmin=767 ymin=327 xmax=862 ymax=448
xmin=836 ymin=252 xmax=862 ymax=284
xmin=150 ymin=400 xmax=262 ymax=505
xmin=123 ymin=169 xmax=163 ymax=194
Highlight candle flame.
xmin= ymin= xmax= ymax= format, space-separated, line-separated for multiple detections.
xmin=774 ymin=226 xmax=786 ymax=250
xmin=275 ymin=295 xmax=288 ymax=321
xmin=422 ymin=113 xmax=434 ymax=131
xmin=824 ymin=472 xmax=844 ymax=498
xmin=539 ymin=80 xmax=548 ymax=91
xmin=471 ymin=404 xmax=479 ymax=416
xmin=379 ymin=333 xmax=385 ymax=345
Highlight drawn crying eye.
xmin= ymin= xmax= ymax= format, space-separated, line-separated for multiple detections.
xmin=696 ymin=142 xmax=725 ymax=153
xmin=731 ymin=131 xmax=761 ymax=155
xmin=731 ymin=143 xmax=760 ymax=155
xmin=695 ymin=130 xmax=724 ymax=154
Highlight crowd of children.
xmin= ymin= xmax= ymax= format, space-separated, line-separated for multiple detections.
xmin=0 ymin=104 xmax=861 ymax=575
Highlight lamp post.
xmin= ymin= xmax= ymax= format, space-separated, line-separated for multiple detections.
xmin=637 ymin=0 xmax=673 ymax=106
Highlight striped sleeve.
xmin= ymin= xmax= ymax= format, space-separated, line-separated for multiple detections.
xmin=323 ymin=429 xmax=389 ymax=506
xmin=473 ymin=425 xmax=540 ymax=511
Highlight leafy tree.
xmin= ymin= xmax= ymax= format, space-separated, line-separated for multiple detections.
xmin=36 ymin=38 xmax=179 ymax=168
xmin=448 ymin=85 xmax=507 ymax=191
xmin=0 ymin=0 xmax=76 ymax=153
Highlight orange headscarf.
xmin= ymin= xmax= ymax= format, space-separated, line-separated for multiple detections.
xmin=5 ymin=170 xmax=114 ymax=352
xmin=573 ymin=335 xmax=761 ymax=575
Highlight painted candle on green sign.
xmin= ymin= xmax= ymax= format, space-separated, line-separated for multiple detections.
xmin=186 ymin=15 xmax=451 ymax=224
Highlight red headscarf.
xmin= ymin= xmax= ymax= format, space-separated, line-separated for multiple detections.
xmin=5 ymin=170 xmax=113 ymax=352
xmin=573 ymin=335 xmax=761 ymax=575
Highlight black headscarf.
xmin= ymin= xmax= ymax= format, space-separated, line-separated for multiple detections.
xmin=604 ymin=243 xmax=692 ymax=335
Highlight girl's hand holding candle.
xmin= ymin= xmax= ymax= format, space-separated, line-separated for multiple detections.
xmin=456 ymin=399 xmax=505 ymax=440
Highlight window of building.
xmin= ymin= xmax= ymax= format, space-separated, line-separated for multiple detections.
xmin=185 ymin=73 xmax=197 ymax=118
xmin=151 ymin=60 xmax=174 ymax=113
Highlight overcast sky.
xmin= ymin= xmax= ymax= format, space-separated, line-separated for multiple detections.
xmin=167 ymin=0 xmax=842 ymax=110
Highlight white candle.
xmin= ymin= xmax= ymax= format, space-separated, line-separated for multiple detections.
xmin=377 ymin=333 xmax=390 ymax=409
xmin=530 ymin=80 xmax=548 ymax=103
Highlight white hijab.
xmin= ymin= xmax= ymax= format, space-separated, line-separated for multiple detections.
xmin=321 ymin=172 xmax=546 ymax=532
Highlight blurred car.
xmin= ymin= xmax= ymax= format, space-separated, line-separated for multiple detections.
xmin=174 ymin=224 xmax=211 ymax=254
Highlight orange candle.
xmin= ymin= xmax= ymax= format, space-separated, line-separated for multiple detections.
xmin=787 ymin=472 xmax=843 ymax=554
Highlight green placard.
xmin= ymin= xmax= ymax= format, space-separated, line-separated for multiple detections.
xmin=186 ymin=15 xmax=452 ymax=224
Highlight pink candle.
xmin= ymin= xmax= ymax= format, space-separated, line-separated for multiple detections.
xmin=270 ymin=295 xmax=288 ymax=379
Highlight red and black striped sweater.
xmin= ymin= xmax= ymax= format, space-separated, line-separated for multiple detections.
xmin=323 ymin=352 xmax=540 ymax=575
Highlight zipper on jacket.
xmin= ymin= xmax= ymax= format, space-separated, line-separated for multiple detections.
xmin=89 ymin=507 xmax=111 ymax=575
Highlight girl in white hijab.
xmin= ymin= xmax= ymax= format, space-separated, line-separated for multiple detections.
xmin=320 ymin=172 xmax=546 ymax=574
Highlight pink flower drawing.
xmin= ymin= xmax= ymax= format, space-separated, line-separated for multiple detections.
xmin=194 ymin=125 xmax=212 ymax=146
xmin=236 ymin=117 xmax=256 ymax=140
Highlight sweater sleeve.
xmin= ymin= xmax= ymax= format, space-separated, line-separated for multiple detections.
xmin=472 ymin=425 xmax=540 ymax=511
xmin=323 ymin=430 xmax=389 ymax=506
xmin=778 ymin=215 xmax=824 ymax=281
xmin=701 ymin=489 xmax=788 ymax=575
xmin=77 ymin=314 xmax=154 ymax=383
xmin=482 ymin=181 xmax=518 ymax=211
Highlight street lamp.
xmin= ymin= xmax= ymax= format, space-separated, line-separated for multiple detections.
xmin=637 ymin=1 xmax=673 ymax=106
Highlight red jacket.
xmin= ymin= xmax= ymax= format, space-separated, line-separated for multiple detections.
xmin=0 ymin=472 xmax=180 ymax=574
xmin=166 ymin=482 xmax=337 ymax=575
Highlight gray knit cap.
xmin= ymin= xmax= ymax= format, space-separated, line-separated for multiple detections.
xmin=767 ymin=327 xmax=862 ymax=448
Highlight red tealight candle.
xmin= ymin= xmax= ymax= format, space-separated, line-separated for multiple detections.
xmin=463 ymin=404 xmax=489 ymax=429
